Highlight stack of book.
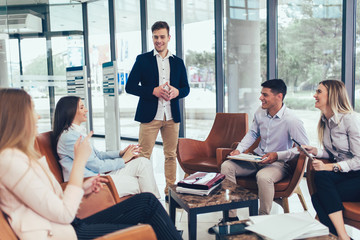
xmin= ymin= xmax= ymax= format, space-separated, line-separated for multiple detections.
xmin=176 ymin=172 xmax=225 ymax=196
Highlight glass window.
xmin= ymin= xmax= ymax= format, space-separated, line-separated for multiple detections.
xmin=147 ymin=0 xmax=176 ymax=54
xmin=88 ymin=0 xmax=111 ymax=135
xmin=116 ymin=0 xmax=142 ymax=138
xmin=230 ymin=0 xmax=245 ymax=7
xmin=278 ymin=0 xmax=342 ymax=146
xmin=7 ymin=39 xmax=19 ymax=87
xmin=183 ymin=0 xmax=215 ymax=140
xmin=224 ymin=0 xmax=267 ymax=125
xmin=50 ymin=3 xmax=82 ymax=31
xmin=355 ymin=2 xmax=360 ymax=112
xmin=51 ymin=35 xmax=85 ymax=108
xmin=20 ymin=38 xmax=51 ymax=133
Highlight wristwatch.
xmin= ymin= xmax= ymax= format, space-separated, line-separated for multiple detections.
xmin=333 ymin=164 xmax=340 ymax=172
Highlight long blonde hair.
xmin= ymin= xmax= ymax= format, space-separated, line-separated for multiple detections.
xmin=317 ymin=80 xmax=353 ymax=144
xmin=0 ymin=88 xmax=40 ymax=160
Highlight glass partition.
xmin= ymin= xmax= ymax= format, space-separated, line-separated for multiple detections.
xmin=183 ymin=0 xmax=215 ymax=140
xmin=224 ymin=0 xmax=267 ymax=124
xmin=88 ymin=0 xmax=111 ymax=135
xmin=20 ymin=38 xmax=51 ymax=133
xmin=147 ymin=0 xmax=176 ymax=54
xmin=355 ymin=1 xmax=360 ymax=112
xmin=116 ymin=0 xmax=142 ymax=138
xmin=278 ymin=0 xmax=342 ymax=146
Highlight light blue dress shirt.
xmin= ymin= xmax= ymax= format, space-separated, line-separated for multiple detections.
xmin=236 ymin=105 xmax=309 ymax=162
xmin=57 ymin=124 xmax=125 ymax=181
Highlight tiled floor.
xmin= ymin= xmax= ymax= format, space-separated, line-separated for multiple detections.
xmin=94 ymin=138 xmax=360 ymax=240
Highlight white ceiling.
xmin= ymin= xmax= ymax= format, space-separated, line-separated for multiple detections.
xmin=2 ymin=0 xmax=215 ymax=34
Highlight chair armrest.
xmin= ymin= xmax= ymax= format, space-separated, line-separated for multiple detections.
xmin=94 ymin=224 xmax=157 ymax=240
xmin=101 ymin=175 xmax=121 ymax=203
xmin=177 ymin=138 xmax=208 ymax=162
xmin=306 ymin=158 xmax=331 ymax=196
xmin=60 ymin=176 xmax=120 ymax=219
xmin=231 ymin=142 xmax=239 ymax=149
xmin=216 ymin=148 xmax=233 ymax=170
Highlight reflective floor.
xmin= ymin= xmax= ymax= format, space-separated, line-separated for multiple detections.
xmin=93 ymin=137 xmax=360 ymax=240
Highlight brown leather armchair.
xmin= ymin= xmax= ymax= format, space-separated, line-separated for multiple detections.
xmin=0 ymin=131 xmax=157 ymax=240
xmin=31 ymin=131 xmax=158 ymax=239
xmin=217 ymin=139 xmax=308 ymax=213
xmin=177 ymin=113 xmax=249 ymax=174
xmin=34 ymin=131 xmax=129 ymax=219
xmin=306 ymin=159 xmax=360 ymax=229
xmin=0 ymin=209 xmax=156 ymax=240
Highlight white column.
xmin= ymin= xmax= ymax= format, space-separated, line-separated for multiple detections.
xmin=0 ymin=34 xmax=9 ymax=88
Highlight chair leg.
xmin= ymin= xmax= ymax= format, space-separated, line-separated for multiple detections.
xmin=294 ymin=186 xmax=308 ymax=211
xmin=282 ymin=197 xmax=290 ymax=213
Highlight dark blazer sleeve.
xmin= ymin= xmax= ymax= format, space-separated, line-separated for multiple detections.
xmin=175 ymin=58 xmax=190 ymax=99
xmin=125 ymin=55 xmax=157 ymax=101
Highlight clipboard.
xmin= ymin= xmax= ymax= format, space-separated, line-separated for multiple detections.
xmin=291 ymin=138 xmax=315 ymax=161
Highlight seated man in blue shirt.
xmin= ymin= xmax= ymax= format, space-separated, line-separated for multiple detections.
xmin=222 ymin=79 xmax=309 ymax=221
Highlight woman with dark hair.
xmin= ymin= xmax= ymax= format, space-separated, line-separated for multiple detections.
xmin=304 ymin=80 xmax=360 ymax=240
xmin=54 ymin=96 xmax=160 ymax=198
xmin=0 ymin=88 xmax=181 ymax=240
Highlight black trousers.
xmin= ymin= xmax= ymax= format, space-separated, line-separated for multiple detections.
xmin=71 ymin=192 xmax=182 ymax=240
xmin=311 ymin=170 xmax=360 ymax=235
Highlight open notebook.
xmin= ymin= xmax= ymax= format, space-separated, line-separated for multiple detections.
xmin=245 ymin=212 xmax=329 ymax=240
xmin=227 ymin=153 xmax=263 ymax=162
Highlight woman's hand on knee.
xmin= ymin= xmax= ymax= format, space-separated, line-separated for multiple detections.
xmin=122 ymin=144 xmax=142 ymax=163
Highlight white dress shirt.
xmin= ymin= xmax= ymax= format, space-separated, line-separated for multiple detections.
xmin=153 ymin=49 xmax=174 ymax=121
xmin=236 ymin=105 xmax=309 ymax=162
xmin=316 ymin=112 xmax=360 ymax=172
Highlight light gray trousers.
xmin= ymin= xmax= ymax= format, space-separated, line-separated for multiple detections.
xmin=221 ymin=160 xmax=290 ymax=216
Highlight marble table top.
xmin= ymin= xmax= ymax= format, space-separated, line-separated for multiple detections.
xmin=169 ymin=179 xmax=258 ymax=209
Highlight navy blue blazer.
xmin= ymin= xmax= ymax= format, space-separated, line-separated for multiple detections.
xmin=125 ymin=50 xmax=190 ymax=123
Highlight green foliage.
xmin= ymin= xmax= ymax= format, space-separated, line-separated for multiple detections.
xmin=278 ymin=1 xmax=342 ymax=90
xmin=185 ymin=50 xmax=215 ymax=70
xmin=284 ymin=97 xmax=316 ymax=110
xmin=23 ymin=53 xmax=67 ymax=76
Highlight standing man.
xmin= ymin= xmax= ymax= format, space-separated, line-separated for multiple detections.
xmin=214 ymin=79 xmax=309 ymax=228
xmin=126 ymin=21 xmax=190 ymax=202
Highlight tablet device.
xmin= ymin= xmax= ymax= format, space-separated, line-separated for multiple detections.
xmin=291 ymin=138 xmax=315 ymax=161
xmin=211 ymin=223 xmax=249 ymax=236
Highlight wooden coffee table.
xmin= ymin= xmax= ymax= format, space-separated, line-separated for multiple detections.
xmin=168 ymin=179 xmax=259 ymax=240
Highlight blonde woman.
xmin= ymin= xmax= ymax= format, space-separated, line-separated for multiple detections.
xmin=0 ymin=89 xmax=181 ymax=240
xmin=304 ymin=80 xmax=360 ymax=240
